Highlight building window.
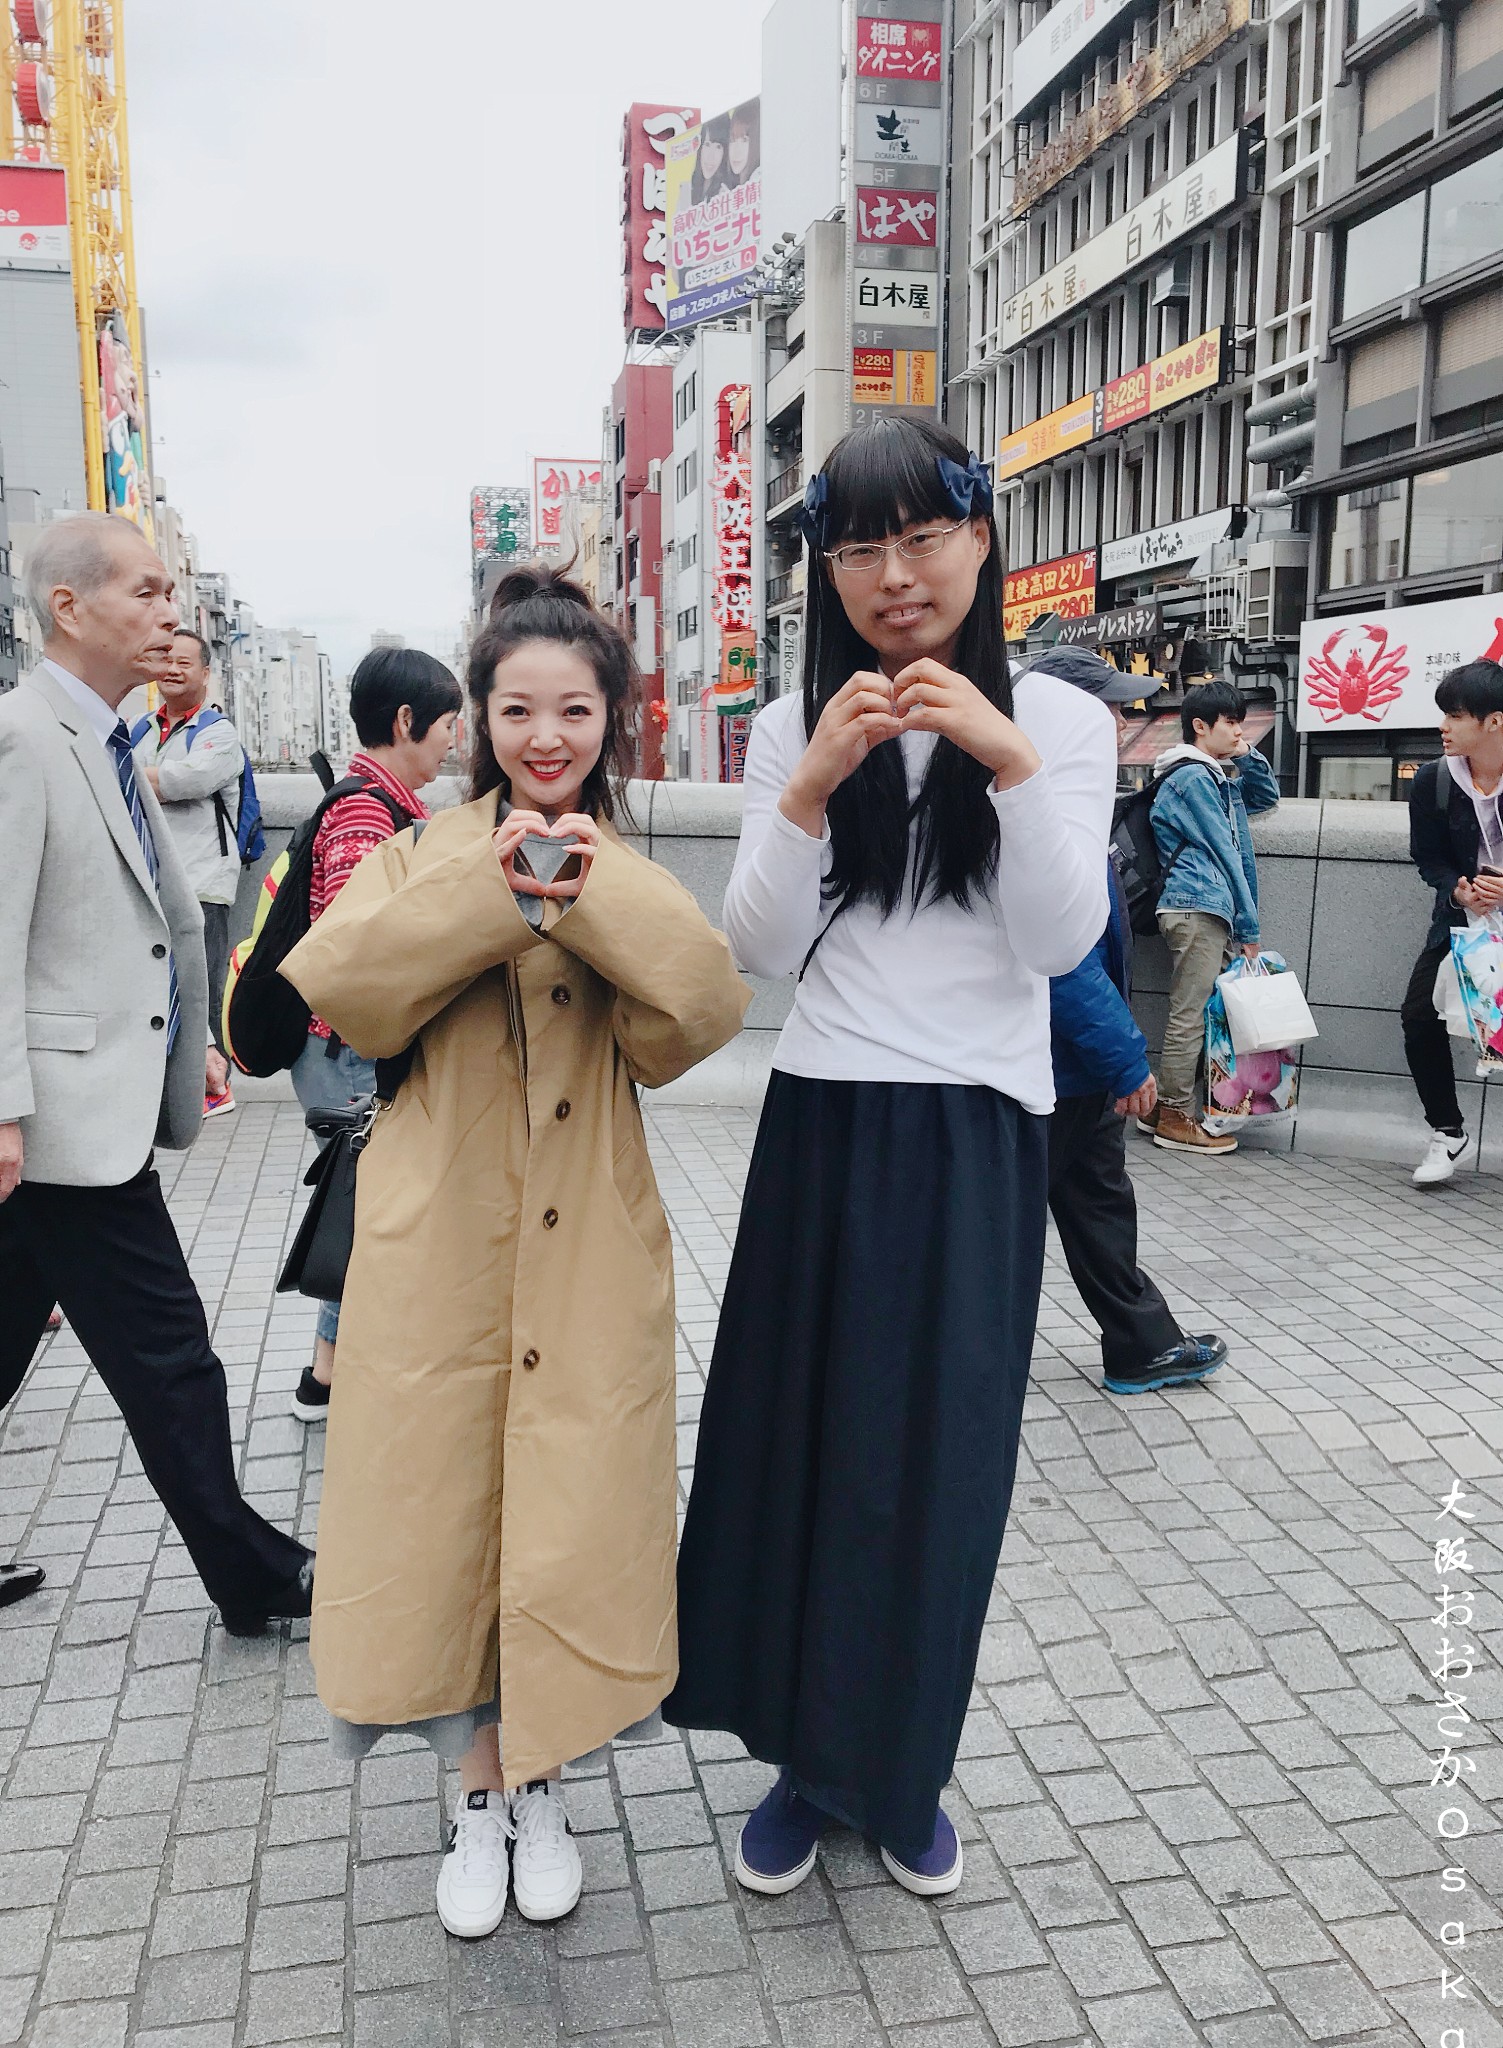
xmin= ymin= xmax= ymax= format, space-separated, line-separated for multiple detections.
xmin=1340 ymin=192 xmax=1425 ymax=321
xmin=678 ymin=533 xmax=698 ymax=572
xmin=1327 ymin=481 xmax=1407 ymax=587
xmin=673 ymin=372 xmax=698 ymax=427
xmin=675 ymin=453 xmax=697 ymax=500
xmin=1427 ymin=151 xmax=1503 ymax=290
xmin=1349 ymin=0 xmax=1413 ymax=47
xmin=627 ymin=536 xmax=640 ymax=585
xmin=1408 ymin=450 xmax=1503 ymax=577
xmin=676 ymin=606 xmax=699 ymax=640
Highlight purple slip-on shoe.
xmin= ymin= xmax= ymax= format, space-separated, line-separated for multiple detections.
xmin=881 ymin=1805 xmax=963 ymax=1895
xmin=735 ymin=1771 xmax=826 ymax=1894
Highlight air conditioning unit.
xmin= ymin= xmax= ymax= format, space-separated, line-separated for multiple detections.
xmin=1151 ymin=254 xmax=1193 ymax=308
xmin=1242 ymin=537 xmax=1310 ymax=643
xmin=646 ymin=458 xmax=663 ymax=494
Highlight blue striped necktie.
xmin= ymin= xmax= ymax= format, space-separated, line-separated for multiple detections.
xmin=107 ymin=720 xmax=181 ymax=1052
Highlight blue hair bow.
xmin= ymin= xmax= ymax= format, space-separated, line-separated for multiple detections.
xmin=936 ymin=453 xmax=995 ymax=519
xmin=796 ymin=470 xmax=830 ymax=551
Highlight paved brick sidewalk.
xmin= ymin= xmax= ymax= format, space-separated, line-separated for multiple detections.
xmin=1 ymin=1102 xmax=1500 ymax=2048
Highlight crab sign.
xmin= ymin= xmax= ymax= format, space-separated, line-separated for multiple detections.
xmin=1303 ymin=624 xmax=1410 ymax=723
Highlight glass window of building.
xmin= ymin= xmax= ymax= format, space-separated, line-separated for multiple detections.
xmin=1327 ymin=481 xmax=1407 ymax=587
xmin=1350 ymin=0 xmax=1410 ymax=42
xmin=1340 ymin=193 xmax=1425 ymax=320
xmin=1426 ymin=149 xmax=1503 ymax=287
xmin=1408 ymin=452 xmax=1503 ymax=575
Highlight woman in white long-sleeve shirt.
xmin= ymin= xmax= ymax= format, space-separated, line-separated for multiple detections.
xmin=665 ymin=418 xmax=1115 ymax=1899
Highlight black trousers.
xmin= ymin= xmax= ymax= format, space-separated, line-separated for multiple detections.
xmin=1047 ymin=1092 xmax=1182 ymax=1376
xmin=1401 ymin=940 xmax=1465 ymax=1134
xmin=0 ymin=1164 xmax=308 ymax=1612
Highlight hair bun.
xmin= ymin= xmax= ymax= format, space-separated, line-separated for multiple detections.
xmin=488 ymin=563 xmax=595 ymax=620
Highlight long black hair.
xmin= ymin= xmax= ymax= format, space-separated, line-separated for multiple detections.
xmin=802 ymin=416 xmax=1011 ymax=916
xmin=466 ymin=565 xmax=639 ymax=824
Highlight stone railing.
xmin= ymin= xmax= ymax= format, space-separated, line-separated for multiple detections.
xmin=238 ymin=779 xmax=1499 ymax=1173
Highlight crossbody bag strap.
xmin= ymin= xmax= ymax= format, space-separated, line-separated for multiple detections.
xmin=797 ymin=896 xmax=850 ymax=984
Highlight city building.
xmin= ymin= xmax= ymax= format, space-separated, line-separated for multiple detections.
xmin=950 ymin=0 xmax=1340 ymax=780
xmin=1291 ymin=0 xmax=1503 ymax=797
xmin=602 ymin=358 xmax=674 ymax=777
xmin=665 ymin=323 xmax=755 ymax=779
xmin=0 ymin=438 xmax=16 ymax=693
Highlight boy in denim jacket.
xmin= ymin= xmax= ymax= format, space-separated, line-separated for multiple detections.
xmin=1146 ymin=680 xmax=1280 ymax=1154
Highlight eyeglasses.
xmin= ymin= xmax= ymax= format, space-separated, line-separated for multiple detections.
xmin=825 ymin=519 xmax=968 ymax=574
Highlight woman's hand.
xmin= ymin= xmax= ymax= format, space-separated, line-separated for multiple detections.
xmin=493 ymin=809 xmax=552 ymax=897
xmin=893 ymin=659 xmax=1042 ymax=791
xmin=537 ymin=813 xmax=600 ymax=901
xmin=779 ymin=673 xmax=902 ymax=837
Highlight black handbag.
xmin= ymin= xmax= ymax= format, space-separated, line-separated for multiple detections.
xmin=276 ymin=1098 xmax=375 ymax=1302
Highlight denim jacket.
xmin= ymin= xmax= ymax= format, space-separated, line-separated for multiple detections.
xmin=1150 ymin=744 xmax=1280 ymax=944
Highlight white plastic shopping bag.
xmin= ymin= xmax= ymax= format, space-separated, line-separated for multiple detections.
xmin=1432 ymin=950 xmax=1474 ymax=1041
xmin=1215 ymin=954 xmax=1319 ymax=1056
xmin=1449 ymin=913 xmax=1503 ymax=1075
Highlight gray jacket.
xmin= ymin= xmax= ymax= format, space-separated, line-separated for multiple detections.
xmin=0 ymin=667 xmax=209 ymax=1184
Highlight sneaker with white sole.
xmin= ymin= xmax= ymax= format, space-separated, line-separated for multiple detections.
xmin=435 ymin=1789 xmax=510 ymax=1938
xmin=509 ymin=1779 xmax=582 ymax=1922
xmin=1413 ymin=1130 xmax=1471 ymax=1187
xmin=203 ymin=1088 xmax=237 ymax=1119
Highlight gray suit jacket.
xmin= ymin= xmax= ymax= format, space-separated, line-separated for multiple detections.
xmin=0 ymin=667 xmax=209 ymax=1185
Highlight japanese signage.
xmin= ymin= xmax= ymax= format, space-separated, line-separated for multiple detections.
xmin=1298 ymin=591 xmax=1503 ymax=732
xmin=852 ymin=347 xmax=938 ymax=406
xmin=1002 ymin=133 xmax=1243 ymax=348
xmin=1010 ymin=0 xmax=1137 ymax=120
xmin=1055 ymin=602 xmax=1163 ymax=648
xmin=1003 ymin=550 xmax=1098 ymax=641
xmin=621 ymin=103 xmax=699 ymax=334
xmin=855 ymin=15 xmax=944 ymax=78
xmin=998 ymin=329 xmax=1226 ymax=483
xmin=721 ymin=713 xmax=754 ymax=783
xmin=854 ymin=269 xmax=939 ymax=324
xmin=710 ymin=385 xmax=753 ymax=656
xmin=531 ymin=459 xmax=603 ymax=552
xmin=1100 ymin=505 xmax=1242 ymax=580
xmin=470 ymin=487 xmax=531 ymax=567
xmin=856 ymin=102 xmax=945 ymax=165
xmin=1013 ymin=0 xmax=1250 ymax=214
xmin=0 ymin=162 xmax=68 ymax=269
xmin=855 ymin=186 xmax=940 ymax=248
xmin=849 ymin=3 xmax=947 ymax=427
xmin=664 ymin=98 xmax=762 ymax=332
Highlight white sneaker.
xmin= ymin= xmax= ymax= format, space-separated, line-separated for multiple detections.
xmin=435 ymin=1789 xmax=510 ymax=1938
xmin=509 ymin=1778 xmax=582 ymax=1922
xmin=1413 ymin=1131 xmax=1471 ymax=1187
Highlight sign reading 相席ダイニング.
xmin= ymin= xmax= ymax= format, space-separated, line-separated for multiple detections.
xmin=1001 ymin=133 xmax=1243 ymax=349
xmin=1298 ymin=592 xmax=1503 ymax=731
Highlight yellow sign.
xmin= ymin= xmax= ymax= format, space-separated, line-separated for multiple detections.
xmin=853 ymin=346 xmax=938 ymax=407
xmin=997 ymin=393 xmax=1098 ymax=484
xmin=1011 ymin=0 xmax=1249 ymax=216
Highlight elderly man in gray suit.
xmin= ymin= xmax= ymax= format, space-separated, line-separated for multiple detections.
xmin=0 ymin=513 xmax=312 ymax=1631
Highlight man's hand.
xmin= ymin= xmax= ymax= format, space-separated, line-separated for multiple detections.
xmin=206 ymin=1047 xmax=229 ymax=1099
xmin=893 ymin=658 xmax=1043 ymax=791
xmin=1469 ymin=870 xmax=1503 ymax=911
xmin=1240 ymin=940 xmax=1261 ymax=960
xmin=0 ymin=1122 xmax=22 ymax=1203
xmin=1114 ymin=1078 xmax=1157 ymax=1121
xmin=780 ymin=674 xmax=903 ymax=836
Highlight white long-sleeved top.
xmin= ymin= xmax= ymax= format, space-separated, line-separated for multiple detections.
xmin=723 ymin=672 xmax=1115 ymax=1114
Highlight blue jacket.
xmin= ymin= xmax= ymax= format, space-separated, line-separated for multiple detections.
xmin=1150 ymin=743 xmax=1281 ymax=943
xmin=1051 ymin=867 xmax=1152 ymax=1102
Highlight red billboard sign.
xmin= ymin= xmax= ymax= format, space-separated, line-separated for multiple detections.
xmin=621 ymin=102 xmax=699 ymax=335
xmin=1003 ymin=550 xmax=1098 ymax=640
xmin=855 ymin=16 xmax=943 ymax=78
xmin=855 ymin=186 xmax=939 ymax=248
xmin=0 ymin=161 xmax=68 ymax=268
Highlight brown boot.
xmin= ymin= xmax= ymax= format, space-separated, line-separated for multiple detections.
xmin=1153 ymin=1106 xmax=1237 ymax=1154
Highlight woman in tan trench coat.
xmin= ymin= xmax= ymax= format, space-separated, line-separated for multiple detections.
xmin=281 ymin=569 xmax=748 ymax=1938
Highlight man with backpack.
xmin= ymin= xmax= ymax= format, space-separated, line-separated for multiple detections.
xmin=1403 ymin=660 xmax=1503 ymax=1186
xmin=1143 ymin=678 xmax=1280 ymax=1154
xmin=222 ymin=646 xmax=461 ymax=1423
xmin=133 ymin=628 xmax=262 ymax=1120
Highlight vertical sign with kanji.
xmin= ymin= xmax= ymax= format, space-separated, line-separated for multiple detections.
xmin=620 ymin=103 xmax=700 ymax=335
xmin=847 ymin=1 xmax=948 ymax=429
xmin=531 ymin=459 xmax=604 ymax=552
xmin=709 ymin=384 xmax=755 ymax=752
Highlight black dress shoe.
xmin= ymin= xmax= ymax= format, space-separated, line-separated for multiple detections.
xmin=0 ymin=1562 xmax=45 ymax=1609
xmin=219 ymin=1555 xmax=315 ymax=1638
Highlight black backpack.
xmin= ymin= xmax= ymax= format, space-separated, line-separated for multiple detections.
xmin=224 ymin=777 xmax=410 ymax=1078
xmin=1108 ymin=761 xmax=1197 ymax=938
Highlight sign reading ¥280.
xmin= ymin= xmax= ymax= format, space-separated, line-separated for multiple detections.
xmin=997 ymin=328 xmax=1226 ymax=483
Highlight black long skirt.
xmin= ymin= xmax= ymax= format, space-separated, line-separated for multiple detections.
xmin=665 ymin=1072 xmax=1048 ymax=1863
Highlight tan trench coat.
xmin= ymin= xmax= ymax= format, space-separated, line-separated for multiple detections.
xmin=281 ymin=791 xmax=749 ymax=1783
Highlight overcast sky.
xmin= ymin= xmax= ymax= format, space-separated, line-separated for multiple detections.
xmin=128 ymin=1 xmax=773 ymax=674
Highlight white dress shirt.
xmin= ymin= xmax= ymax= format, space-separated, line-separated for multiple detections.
xmin=41 ymin=656 xmax=121 ymax=747
xmin=723 ymin=671 xmax=1116 ymax=1115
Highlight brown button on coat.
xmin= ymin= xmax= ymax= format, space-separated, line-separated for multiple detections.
xmin=280 ymin=792 xmax=750 ymax=1783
